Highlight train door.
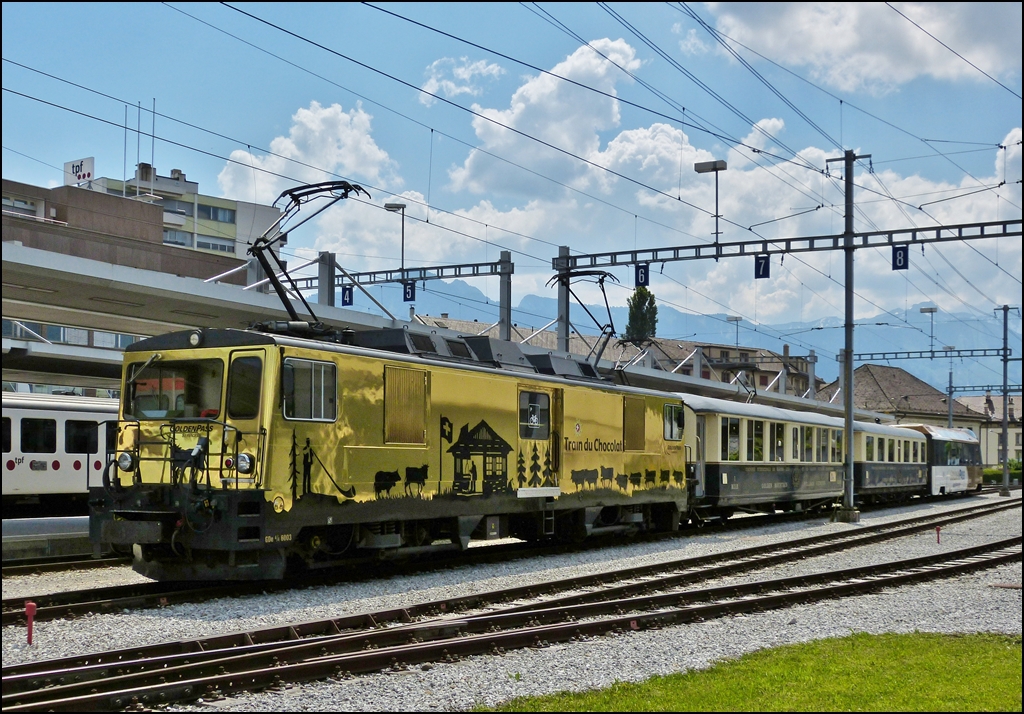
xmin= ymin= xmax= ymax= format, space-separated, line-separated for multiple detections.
xmin=515 ymin=386 xmax=561 ymax=494
xmin=224 ymin=349 xmax=267 ymax=487
xmin=694 ymin=414 xmax=706 ymax=498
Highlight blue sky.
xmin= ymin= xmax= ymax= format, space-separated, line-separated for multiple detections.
xmin=3 ymin=3 xmax=1021 ymax=361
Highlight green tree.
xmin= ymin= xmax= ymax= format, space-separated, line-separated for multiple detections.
xmin=624 ymin=286 xmax=658 ymax=344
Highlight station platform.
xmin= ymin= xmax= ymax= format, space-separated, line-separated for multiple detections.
xmin=2 ymin=516 xmax=92 ymax=562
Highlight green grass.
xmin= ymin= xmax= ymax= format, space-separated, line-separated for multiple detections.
xmin=481 ymin=632 xmax=1022 ymax=712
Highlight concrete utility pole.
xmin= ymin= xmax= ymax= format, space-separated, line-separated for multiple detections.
xmin=832 ymin=149 xmax=868 ymax=523
xmin=557 ymin=246 xmax=570 ymax=353
xmin=997 ymin=304 xmax=1019 ymax=497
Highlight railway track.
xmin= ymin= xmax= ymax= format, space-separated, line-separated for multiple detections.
xmin=1 ymin=555 xmax=130 ymax=579
xmin=2 ymin=496 xmax=1018 ymax=627
xmin=2 ymin=513 xmax=1018 ymax=711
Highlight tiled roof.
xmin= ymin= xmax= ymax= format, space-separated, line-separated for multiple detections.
xmin=956 ymin=394 xmax=1021 ymax=423
xmin=817 ymin=363 xmax=988 ymax=419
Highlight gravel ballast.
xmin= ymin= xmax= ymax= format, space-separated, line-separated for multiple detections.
xmin=3 ymin=494 xmax=1020 ymax=711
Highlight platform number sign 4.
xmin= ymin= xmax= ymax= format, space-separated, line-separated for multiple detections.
xmin=892 ymin=245 xmax=909 ymax=271
xmin=635 ymin=263 xmax=650 ymax=287
xmin=403 ymin=281 xmax=416 ymax=302
xmin=341 ymin=285 xmax=354 ymax=307
xmin=755 ymin=254 xmax=770 ymax=280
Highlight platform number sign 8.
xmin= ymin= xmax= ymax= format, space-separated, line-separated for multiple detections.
xmin=754 ymin=254 xmax=770 ymax=280
xmin=892 ymin=245 xmax=909 ymax=271
xmin=341 ymin=285 xmax=354 ymax=307
xmin=635 ymin=263 xmax=650 ymax=287
xmin=403 ymin=281 xmax=416 ymax=302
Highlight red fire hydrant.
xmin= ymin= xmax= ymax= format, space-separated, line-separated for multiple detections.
xmin=25 ymin=601 xmax=37 ymax=645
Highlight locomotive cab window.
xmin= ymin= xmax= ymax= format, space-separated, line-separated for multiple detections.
xmin=128 ymin=359 xmax=224 ymax=419
xmin=283 ymin=358 xmax=337 ymax=421
xmin=663 ymin=404 xmax=684 ymax=441
xmin=519 ymin=391 xmax=550 ymax=440
xmin=21 ymin=418 xmax=56 ymax=453
xmin=65 ymin=420 xmax=98 ymax=454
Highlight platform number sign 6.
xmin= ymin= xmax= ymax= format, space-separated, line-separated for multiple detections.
xmin=635 ymin=263 xmax=650 ymax=287
xmin=892 ymin=245 xmax=909 ymax=271
xmin=754 ymin=254 xmax=770 ymax=280
xmin=341 ymin=285 xmax=354 ymax=307
xmin=403 ymin=281 xmax=416 ymax=302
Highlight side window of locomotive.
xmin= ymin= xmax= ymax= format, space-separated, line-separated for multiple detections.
xmin=65 ymin=420 xmax=99 ymax=454
xmin=228 ymin=356 xmax=263 ymax=419
xmin=519 ymin=391 xmax=550 ymax=440
xmin=282 ymin=358 xmax=337 ymax=421
xmin=721 ymin=417 xmax=740 ymax=461
xmin=663 ymin=404 xmax=683 ymax=441
xmin=21 ymin=418 xmax=56 ymax=453
xmin=2 ymin=417 xmax=9 ymax=453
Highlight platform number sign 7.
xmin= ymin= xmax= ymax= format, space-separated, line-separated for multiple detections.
xmin=892 ymin=245 xmax=909 ymax=271
xmin=754 ymin=254 xmax=770 ymax=280
xmin=635 ymin=263 xmax=649 ymax=287
xmin=341 ymin=285 xmax=354 ymax=307
xmin=403 ymin=281 xmax=416 ymax=302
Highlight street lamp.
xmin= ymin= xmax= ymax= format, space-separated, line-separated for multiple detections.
xmin=727 ymin=315 xmax=742 ymax=347
xmin=694 ymin=160 xmax=727 ymax=257
xmin=384 ymin=202 xmax=407 ymax=272
xmin=920 ymin=306 xmax=937 ymax=355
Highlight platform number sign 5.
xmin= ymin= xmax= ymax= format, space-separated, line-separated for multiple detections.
xmin=754 ymin=254 xmax=770 ymax=280
xmin=403 ymin=281 xmax=416 ymax=302
xmin=892 ymin=245 xmax=909 ymax=271
xmin=341 ymin=285 xmax=354 ymax=307
xmin=635 ymin=263 xmax=650 ymax=287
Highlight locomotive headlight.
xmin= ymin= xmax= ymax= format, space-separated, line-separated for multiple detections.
xmin=188 ymin=330 xmax=203 ymax=347
xmin=236 ymin=452 xmax=255 ymax=474
xmin=117 ymin=451 xmax=136 ymax=472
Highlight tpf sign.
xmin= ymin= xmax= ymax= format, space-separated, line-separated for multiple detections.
xmin=63 ymin=157 xmax=95 ymax=186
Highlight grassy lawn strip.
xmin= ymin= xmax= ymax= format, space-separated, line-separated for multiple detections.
xmin=482 ymin=632 xmax=1022 ymax=712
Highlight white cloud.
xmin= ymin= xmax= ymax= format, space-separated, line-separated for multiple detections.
xmin=419 ymin=57 xmax=505 ymax=106
xmin=705 ymin=2 xmax=1023 ymax=94
xmin=217 ymin=101 xmax=397 ymax=205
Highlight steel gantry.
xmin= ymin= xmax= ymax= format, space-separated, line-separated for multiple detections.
xmin=551 ymin=149 xmax=1021 ymax=520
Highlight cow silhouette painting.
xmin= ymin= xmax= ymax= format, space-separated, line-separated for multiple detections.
xmin=405 ymin=465 xmax=429 ymax=496
xmin=448 ymin=420 xmax=513 ymax=496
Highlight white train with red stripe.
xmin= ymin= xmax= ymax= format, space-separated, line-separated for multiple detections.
xmin=2 ymin=392 xmax=118 ymax=517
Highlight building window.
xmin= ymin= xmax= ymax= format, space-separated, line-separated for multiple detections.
xmin=196 ymin=235 xmax=235 ymax=253
xmin=759 ymin=374 xmax=769 ymax=386
xmin=163 ymin=229 xmax=193 ymax=247
xmin=160 ymin=199 xmax=193 ymax=217
xmin=197 ymin=204 xmax=236 ymax=223
xmin=2 ymin=195 xmax=37 ymax=216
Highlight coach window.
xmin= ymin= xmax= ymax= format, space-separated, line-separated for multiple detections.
xmin=770 ymin=423 xmax=785 ymax=462
xmin=835 ymin=430 xmax=843 ymax=463
xmin=520 ymin=391 xmax=550 ymax=440
xmin=663 ymin=404 xmax=683 ymax=441
xmin=65 ymin=420 xmax=99 ymax=454
xmin=816 ymin=428 xmax=827 ymax=463
xmin=746 ymin=419 xmax=764 ymax=461
xmin=903 ymin=440 xmax=910 ymax=463
xmin=801 ymin=426 xmax=814 ymax=463
xmin=21 ymin=418 xmax=56 ymax=453
xmin=721 ymin=417 xmax=740 ymax=461
xmin=913 ymin=441 xmax=919 ymax=462
xmin=865 ymin=436 xmax=874 ymax=462
xmin=228 ymin=356 xmax=263 ymax=419
xmin=283 ymin=358 xmax=337 ymax=421
xmin=792 ymin=426 xmax=800 ymax=460
xmin=887 ymin=438 xmax=895 ymax=462
xmin=2 ymin=417 xmax=9 ymax=453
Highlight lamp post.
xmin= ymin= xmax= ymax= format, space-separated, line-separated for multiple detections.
xmin=920 ymin=306 xmax=937 ymax=356
xmin=384 ymin=202 xmax=407 ymax=272
xmin=727 ymin=315 xmax=742 ymax=347
xmin=694 ymin=160 xmax=727 ymax=257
